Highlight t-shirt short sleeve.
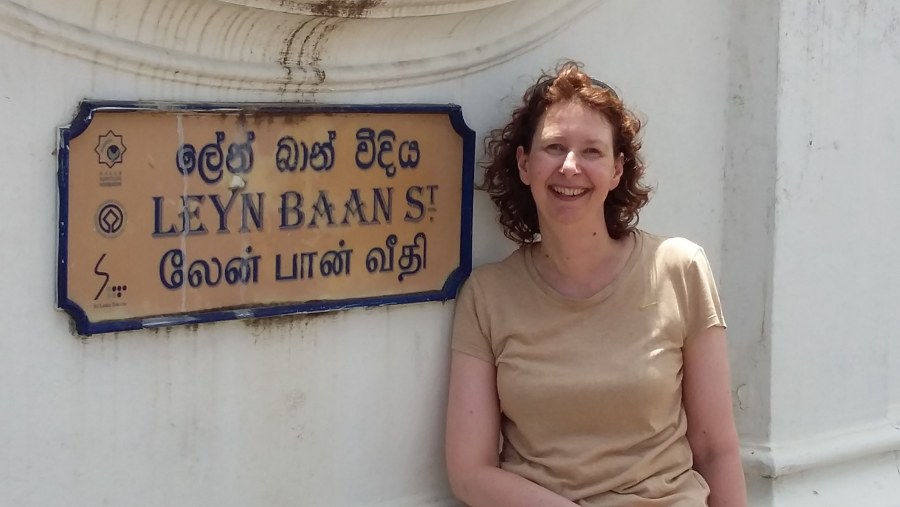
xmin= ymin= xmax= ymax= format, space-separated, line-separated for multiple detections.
xmin=450 ymin=275 xmax=495 ymax=363
xmin=684 ymin=247 xmax=726 ymax=343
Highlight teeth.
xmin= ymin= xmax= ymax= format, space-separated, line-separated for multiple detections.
xmin=552 ymin=186 xmax=586 ymax=197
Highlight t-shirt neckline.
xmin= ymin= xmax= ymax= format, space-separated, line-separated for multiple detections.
xmin=522 ymin=229 xmax=644 ymax=307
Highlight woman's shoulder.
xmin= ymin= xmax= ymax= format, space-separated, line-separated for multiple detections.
xmin=637 ymin=230 xmax=707 ymax=267
xmin=467 ymin=246 xmax=530 ymax=290
xmin=472 ymin=245 xmax=529 ymax=283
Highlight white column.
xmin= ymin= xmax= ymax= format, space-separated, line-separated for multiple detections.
xmin=720 ymin=0 xmax=780 ymax=504
xmin=733 ymin=0 xmax=900 ymax=505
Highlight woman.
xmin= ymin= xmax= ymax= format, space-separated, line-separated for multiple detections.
xmin=445 ymin=62 xmax=746 ymax=506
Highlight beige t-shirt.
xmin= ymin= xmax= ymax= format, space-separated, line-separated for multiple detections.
xmin=451 ymin=230 xmax=725 ymax=506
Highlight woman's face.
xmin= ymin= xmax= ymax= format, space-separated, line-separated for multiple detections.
xmin=516 ymin=100 xmax=623 ymax=233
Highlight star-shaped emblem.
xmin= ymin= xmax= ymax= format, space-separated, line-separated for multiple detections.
xmin=95 ymin=130 xmax=127 ymax=168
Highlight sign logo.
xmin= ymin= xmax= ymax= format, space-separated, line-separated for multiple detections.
xmin=96 ymin=130 xmax=126 ymax=186
xmin=95 ymin=130 xmax=126 ymax=168
xmin=95 ymin=201 xmax=126 ymax=237
xmin=92 ymin=253 xmax=129 ymax=307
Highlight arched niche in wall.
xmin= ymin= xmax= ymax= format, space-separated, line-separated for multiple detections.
xmin=0 ymin=0 xmax=602 ymax=92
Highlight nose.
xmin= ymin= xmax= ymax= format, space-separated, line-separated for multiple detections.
xmin=560 ymin=151 xmax=580 ymax=175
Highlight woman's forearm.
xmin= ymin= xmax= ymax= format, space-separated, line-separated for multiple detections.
xmin=451 ymin=465 xmax=578 ymax=507
xmin=694 ymin=449 xmax=747 ymax=507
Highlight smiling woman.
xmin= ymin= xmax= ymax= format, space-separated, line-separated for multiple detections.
xmin=516 ymin=101 xmax=625 ymax=232
xmin=445 ymin=61 xmax=747 ymax=507
xmin=484 ymin=63 xmax=649 ymax=244
xmin=0 ymin=0 xmax=602 ymax=91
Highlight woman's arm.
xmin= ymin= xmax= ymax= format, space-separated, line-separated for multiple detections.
xmin=446 ymin=351 xmax=578 ymax=507
xmin=683 ymin=325 xmax=747 ymax=507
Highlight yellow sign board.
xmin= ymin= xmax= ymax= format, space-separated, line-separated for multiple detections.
xmin=57 ymin=102 xmax=474 ymax=335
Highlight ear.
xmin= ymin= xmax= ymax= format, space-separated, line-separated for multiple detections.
xmin=516 ymin=146 xmax=530 ymax=185
xmin=611 ymin=153 xmax=625 ymax=188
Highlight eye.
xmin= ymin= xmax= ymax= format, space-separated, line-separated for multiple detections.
xmin=582 ymin=147 xmax=603 ymax=159
xmin=545 ymin=143 xmax=567 ymax=155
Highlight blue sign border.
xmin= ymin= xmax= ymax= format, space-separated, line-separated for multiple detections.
xmin=57 ymin=101 xmax=475 ymax=335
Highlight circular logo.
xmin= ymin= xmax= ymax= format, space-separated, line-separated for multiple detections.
xmin=95 ymin=201 xmax=126 ymax=237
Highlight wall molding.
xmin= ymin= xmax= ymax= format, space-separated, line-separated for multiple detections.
xmin=0 ymin=0 xmax=603 ymax=92
xmin=741 ymin=420 xmax=900 ymax=478
xmin=220 ymin=0 xmax=516 ymax=18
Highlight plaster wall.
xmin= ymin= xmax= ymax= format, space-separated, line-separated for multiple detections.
xmin=0 ymin=1 xmax=733 ymax=505
xmin=771 ymin=0 xmax=900 ymax=440
xmin=760 ymin=0 xmax=900 ymax=503
xmin=721 ymin=0 xmax=780 ymax=451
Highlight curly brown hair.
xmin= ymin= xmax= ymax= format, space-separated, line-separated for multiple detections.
xmin=481 ymin=61 xmax=651 ymax=244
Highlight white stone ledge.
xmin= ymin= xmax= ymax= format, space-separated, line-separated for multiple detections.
xmin=221 ymin=0 xmax=516 ymax=18
xmin=0 ymin=0 xmax=603 ymax=92
xmin=741 ymin=421 xmax=900 ymax=478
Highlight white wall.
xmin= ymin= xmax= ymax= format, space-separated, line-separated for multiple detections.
xmin=2 ymin=0 xmax=899 ymax=505
xmin=721 ymin=0 xmax=780 ymax=460
xmin=772 ymin=0 xmax=898 ymax=440
xmin=0 ymin=1 xmax=730 ymax=504
xmin=760 ymin=0 xmax=900 ymax=503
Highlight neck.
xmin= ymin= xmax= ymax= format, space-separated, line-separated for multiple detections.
xmin=533 ymin=223 xmax=634 ymax=298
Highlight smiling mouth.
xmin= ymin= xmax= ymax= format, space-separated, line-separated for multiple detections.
xmin=551 ymin=186 xmax=588 ymax=197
